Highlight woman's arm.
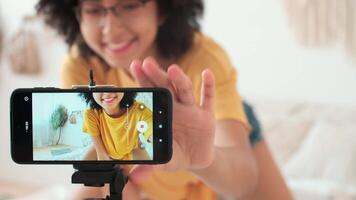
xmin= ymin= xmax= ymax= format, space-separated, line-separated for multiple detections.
xmin=245 ymin=140 xmax=294 ymax=200
xmin=90 ymin=136 xmax=111 ymax=160
xmin=132 ymin=135 xmax=151 ymax=160
xmin=191 ymin=120 xmax=258 ymax=199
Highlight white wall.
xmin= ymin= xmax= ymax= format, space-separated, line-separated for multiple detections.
xmin=0 ymin=0 xmax=70 ymax=187
xmin=0 ymin=0 xmax=356 ymax=187
xmin=203 ymin=0 xmax=356 ymax=105
xmin=32 ymin=93 xmax=89 ymax=148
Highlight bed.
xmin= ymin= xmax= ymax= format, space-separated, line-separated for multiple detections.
xmin=5 ymin=98 xmax=356 ymax=200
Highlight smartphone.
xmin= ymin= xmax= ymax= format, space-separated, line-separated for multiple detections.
xmin=10 ymin=87 xmax=172 ymax=164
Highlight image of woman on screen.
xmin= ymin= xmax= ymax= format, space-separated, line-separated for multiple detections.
xmin=80 ymin=91 xmax=153 ymax=160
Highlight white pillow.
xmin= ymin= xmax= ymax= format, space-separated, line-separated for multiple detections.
xmin=288 ymin=178 xmax=356 ymax=199
xmin=284 ymin=108 xmax=356 ymax=193
xmin=251 ymin=99 xmax=317 ymax=166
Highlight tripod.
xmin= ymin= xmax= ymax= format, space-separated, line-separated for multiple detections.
xmin=72 ymin=164 xmax=128 ymax=200
xmin=71 ymin=70 xmax=126 ymax=199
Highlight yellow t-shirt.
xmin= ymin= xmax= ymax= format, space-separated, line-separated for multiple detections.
xmin=61 ymin=32 xmax=248 ymax=200
xmin=83 ymin=101 xmax=153 ymax=160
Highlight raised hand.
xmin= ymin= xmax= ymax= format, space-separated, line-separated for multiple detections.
xmin=129 ymin=57 xmax=216 ymax=176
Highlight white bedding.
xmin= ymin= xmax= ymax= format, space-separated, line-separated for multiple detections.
xmin=251 ymin=99 xmax=356 ymax=200
xmin=11 ymin=99 xmax=356 ymax=200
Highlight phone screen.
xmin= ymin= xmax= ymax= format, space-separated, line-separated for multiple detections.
xmin=11 ymin=88 xmax=172 ymax=164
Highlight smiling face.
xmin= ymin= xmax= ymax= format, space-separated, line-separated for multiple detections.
xmin=78 ymin=0 xmax=161 ymax=70
xmin=92 ymin=92 xmax=124 ymax=115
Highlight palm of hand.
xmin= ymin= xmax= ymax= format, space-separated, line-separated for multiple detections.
xmin=166 ymin=101 xmax=215 ymax=171
xmin=129 ymin=57 xmax=216 ymax=171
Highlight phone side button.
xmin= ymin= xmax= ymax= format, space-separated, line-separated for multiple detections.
xmin=46 ymin=87 xmax=60 ymax=89
xmin=33 ymin=87 xmax=60 ymax=90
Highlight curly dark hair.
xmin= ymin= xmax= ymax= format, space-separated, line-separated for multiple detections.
xmin=80 ymin=91 xmax=137 ymax=110
xmin=35 ymin=0 xmax=203 ymax=60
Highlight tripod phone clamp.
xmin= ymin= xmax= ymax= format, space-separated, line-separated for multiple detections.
xmin=71 ymin=68 xmax=115 ymax=90
xmin=71 ymin=69 xmax=127 ymax=200
xmin=72 ymin=164 xmax=128 ymax=200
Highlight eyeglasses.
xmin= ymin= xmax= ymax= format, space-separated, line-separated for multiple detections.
xmin=76 ymin=0 xmax=151 ymax=28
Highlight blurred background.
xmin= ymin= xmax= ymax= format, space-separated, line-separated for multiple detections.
xmin=0 ymin=0 xmax=355 ymax=199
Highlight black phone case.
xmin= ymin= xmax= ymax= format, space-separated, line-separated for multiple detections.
xmin=10 ymin=87 xmax=172 ymax=165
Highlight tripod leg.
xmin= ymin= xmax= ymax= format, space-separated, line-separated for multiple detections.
xmin=107 ymin=167 xmax=128 ymax=200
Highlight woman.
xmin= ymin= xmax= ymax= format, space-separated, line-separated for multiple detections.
xmin=36 ymin=0 xmax=293 ymax=199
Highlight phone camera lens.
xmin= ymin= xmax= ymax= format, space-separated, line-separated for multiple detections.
xmin=24 ymin=96 xmax=29 ymax=102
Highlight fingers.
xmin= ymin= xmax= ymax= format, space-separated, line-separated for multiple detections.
xmin=130 ymin=58 xmax=175 ymax=96
xmin=128 ymin=165 xmax=154 ymax=185
xmin=129 ymin=60 xmax=155 ymax=87
xmin=130 ymin=57 xmax=214 ymax=109
xmin=141 ymin=57 xmax=171 ymax=89
xmin=200 ymin=69 xmax=215 ymax=111
xmin=167 ymin=65 xmax=195 ymax=105
xmin=122 ymin=180 xmax=141 ymax=199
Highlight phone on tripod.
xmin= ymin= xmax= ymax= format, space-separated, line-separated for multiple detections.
xmin=10 ymin=87 xmax=172 ymax=165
